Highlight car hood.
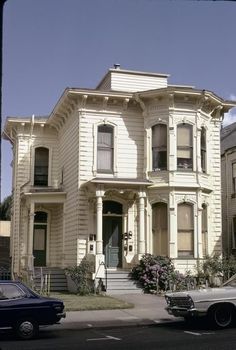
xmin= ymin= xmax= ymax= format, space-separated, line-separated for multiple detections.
xmin=166 ymin=286 xmax=235 ymax=302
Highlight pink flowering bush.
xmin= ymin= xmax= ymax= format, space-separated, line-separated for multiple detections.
xmin=131 ymin=254 xmax=178 ymax=293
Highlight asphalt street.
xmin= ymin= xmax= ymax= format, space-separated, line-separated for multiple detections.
xmin=0 ymin=322 xmax=236 ymax=350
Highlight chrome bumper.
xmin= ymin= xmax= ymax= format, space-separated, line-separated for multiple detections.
xmin=165 ymin=306 xmax=205 ymax=318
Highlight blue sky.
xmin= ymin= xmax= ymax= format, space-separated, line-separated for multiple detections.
xmin=1 ymin=0 xmax=236 ymax=200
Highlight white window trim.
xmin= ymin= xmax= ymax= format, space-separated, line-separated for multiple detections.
xmin=92 ymin=120 xmax=118 ymax=177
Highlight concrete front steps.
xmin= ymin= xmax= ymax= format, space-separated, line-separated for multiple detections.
xmin=104 ymin=269 xmax=143 ymax=294
xmin=33 ymin=267 xmax=68 ymax=292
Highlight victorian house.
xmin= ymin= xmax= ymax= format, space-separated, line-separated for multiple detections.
xmin=221 ymin=122 xmax=236 ymax=256
xmin=3 ymin=66 xmax=235 ymax=289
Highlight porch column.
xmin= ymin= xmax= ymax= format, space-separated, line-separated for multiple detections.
xmin=28 ymin=201 xmax=35 ymax=271
xmin=138 ymin=191 xmax=146 ymax=258
xmin=96 ymin=188 xmax=104 ymax=255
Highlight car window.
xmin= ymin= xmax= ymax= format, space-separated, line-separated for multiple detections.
xmin=0 ymin=284 xmax=26 ymax=299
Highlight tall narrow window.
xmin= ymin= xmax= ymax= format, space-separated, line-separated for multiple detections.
xmin=97 ymin=125 xmax=113 ymax=173
xmin=233 ymin=217 xmax=236 ymax=249
xmin=152 ymin=202 xmax=168 ymax=256
xmin=34 ymin=147 xmax=49 ymax=186
xmin=178 ymin=203 xmax=194 ymax=257
xmin=202 ymin=204 xmax=208 ymax=256
xmin=201 ymin=127 xmax=206 ymax=173
xmin=232 ymin=163 xmax=236 ymax=194
xmin=177 ymin=124 xmax=193 ymax=170
xmin=152 ymin=124 xmax=167 ymax=170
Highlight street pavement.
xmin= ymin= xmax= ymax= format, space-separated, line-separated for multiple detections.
xmin=53 ymin=293 xmax=177 ymax=331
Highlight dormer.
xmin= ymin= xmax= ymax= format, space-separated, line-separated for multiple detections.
xmin=97 ymin=65 xmax=169 ymax=92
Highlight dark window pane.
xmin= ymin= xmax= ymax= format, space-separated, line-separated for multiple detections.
xmin=34 ymin=147 xmax=49 ymax=186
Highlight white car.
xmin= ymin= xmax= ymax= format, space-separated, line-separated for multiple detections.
xmin=165 ymin=274 xmax=236 ymax=329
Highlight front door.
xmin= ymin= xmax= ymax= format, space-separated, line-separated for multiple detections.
xmin=33 ymin=224 xmax=47 ymax=266
xmin=103 ymin=216 xmax=122 ymax=268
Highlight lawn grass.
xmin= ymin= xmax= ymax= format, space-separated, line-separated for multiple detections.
xmin=50 ymin=292 xmax=134 ymax=311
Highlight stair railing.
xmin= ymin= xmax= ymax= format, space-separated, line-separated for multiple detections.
xmin=94 ymin=261 xmax=107 ymax=293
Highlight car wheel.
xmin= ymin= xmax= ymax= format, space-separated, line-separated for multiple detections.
xmin=209 ymin=304 xmax=234 ymax=329
xmin=14 ymin=318 xmax=39 ymax=340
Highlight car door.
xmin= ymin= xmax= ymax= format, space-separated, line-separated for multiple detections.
xmin=0 ymin=283 xmax=27 ymax=326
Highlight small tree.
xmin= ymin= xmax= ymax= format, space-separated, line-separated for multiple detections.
xmin=0 ymin=195 xmax=12 ymax=220
xmin=65 ymin=258 xmax=94 ymax=295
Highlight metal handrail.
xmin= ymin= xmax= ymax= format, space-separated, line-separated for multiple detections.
xmin=94 ymin=261 xmax=107 ymax=293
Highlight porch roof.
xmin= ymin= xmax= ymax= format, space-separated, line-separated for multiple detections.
xmin=21 ymin=191 xmax=67 ymax=203
xmin=90 ymin=177 xmax=153 ymax=186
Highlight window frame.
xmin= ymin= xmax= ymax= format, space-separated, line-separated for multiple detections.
xmin=232 ymin=162 xmax=236 ymax=194
xmin=201 ymin=204 xmax=208 ymax=257
xmin=201 ymin=127 xmax=207 ymax=173
xmin=177 ymin=123 xmax=193 ymax=171
xmin=33 ymin=146 xmax=50 ymax=187
xmin=152 ymin=202 xmax=168 ymax=256
xmin=152 ymin=124 xmax=167 ymax=171
xmin=97 ymin=124 xmax=114 ymax=173
xmin=177 ymin=202 xmax=194 ymax=258
xmin=232 ymin=217 xmax=236 ymax=249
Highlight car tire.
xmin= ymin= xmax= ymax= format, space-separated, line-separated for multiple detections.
xmin=209 ymin=304 xmax=234 ymax=329
xmin=14 ymin=318 xmax=39 ymax=340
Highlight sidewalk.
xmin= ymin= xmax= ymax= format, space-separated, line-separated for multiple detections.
xmin=52 ymin=293 xmax=177 ymax=331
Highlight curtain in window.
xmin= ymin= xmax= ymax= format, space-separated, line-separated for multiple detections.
xmin=202 ymin=205 xmax=207 ymax=256
xmin=152 ymin=124 xmax=167 ymax=170
xmin=97 ymin=125 xmax=113 ymax=172
xmin=152 ymin=203 xmax=168 ymax=256
xmin=232 ymin=163 xmax=236 ymax=193
xmin=233 ymin=217 xmax=236 ymax=249
xmin=177 ymin=124 xmax=193 ymax=169
xmin=201 ymin=128 xmax=206 ymax=172
xmin=177 ymin=203 xmax=194 ymax=256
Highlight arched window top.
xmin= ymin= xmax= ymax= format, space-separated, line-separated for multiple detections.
xmin=103 ymin=201 xmax=122 ymax=214
xmin=152 ymin=202 xmax=167 ymax=209
xmin=34 ymin=211 xmax=47 ymax=223
xmin=98 ymin=124 xmax=113 ymax=133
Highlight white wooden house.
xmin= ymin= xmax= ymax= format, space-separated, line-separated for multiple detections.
xmin=221 ymin=122 xmax=236 ymax=256
xmin=3 ymin=66 xmax=236 ymax=288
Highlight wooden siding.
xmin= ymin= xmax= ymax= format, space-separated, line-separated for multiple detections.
xmin=110 ymin=71 xmax=168 ymax=92
xmin=98 ymin=71 xmax=168 ymax=92
xmin=79 ymin=109 xmax=145 ymax=182
xmin=58 ymin=112 xmax=79 ymax=266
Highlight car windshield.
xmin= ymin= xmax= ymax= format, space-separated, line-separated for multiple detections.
xmin=223 ymin=274 xmax=236 ymax=287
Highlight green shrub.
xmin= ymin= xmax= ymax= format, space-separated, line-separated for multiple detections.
xmin=65 ymin=258 xmax=94 ymax=295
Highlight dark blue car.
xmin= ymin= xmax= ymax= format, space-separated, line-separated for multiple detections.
xmin=0 ymin=280 xmax=66 ymax=339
